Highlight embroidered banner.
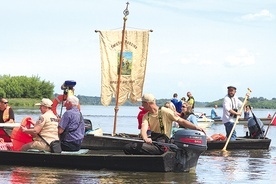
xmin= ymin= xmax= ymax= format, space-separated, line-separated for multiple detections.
xmin=99 ymin=30 xmax=149 ymax=106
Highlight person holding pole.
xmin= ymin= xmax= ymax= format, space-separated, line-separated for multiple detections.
xmin=222 ymin=86 xmax=248 ymax=141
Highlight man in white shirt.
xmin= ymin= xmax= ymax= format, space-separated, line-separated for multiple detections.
xmin=222 ymin=86 xmax=242 ymax=141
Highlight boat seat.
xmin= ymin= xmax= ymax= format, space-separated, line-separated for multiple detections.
xmin=26 ymin=149 xmax=89 ymax=154
xmin=61 ymin=149 xmax=89 ymax=154
xmin=26 ymin=149 xmax=50 ymax=153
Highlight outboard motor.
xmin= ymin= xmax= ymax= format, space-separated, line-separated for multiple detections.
xmin=171 ymin=129 xmax=207 ymax=172
xmin=248 ymin=117 xmax=265 ymax=139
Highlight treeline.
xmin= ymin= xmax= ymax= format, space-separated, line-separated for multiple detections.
xmin=1 ymin=75 xmax=276 ymax=109
xmin=206 ymin=97 xmax=276 ymax=109
xmin=77 ymin=96 xmax=276 ymax=109
xmin=0 ymin=75 xmax=54 ymax=99
xmin=77 ymin=95 xmax=140 ymax=106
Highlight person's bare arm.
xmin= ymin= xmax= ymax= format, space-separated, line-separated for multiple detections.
xmin=177 ymin=118 xmax=205 ymax=134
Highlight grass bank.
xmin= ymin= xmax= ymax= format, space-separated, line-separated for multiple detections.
xmin=8 ymin=98 xmax=41 ymax=107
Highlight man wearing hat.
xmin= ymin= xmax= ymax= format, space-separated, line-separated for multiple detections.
xmin=222 ymin=86 xmax=243 ymax=141
xmin=124 ymin=93 xmax=205 ymax=155
xmin=21 ymin=98 xmax=59 ymax=151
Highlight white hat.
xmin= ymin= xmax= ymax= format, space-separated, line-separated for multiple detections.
xmin=138 ymin=94 xmax=155 ymax=103
xmin=35 ymin=98 xmax=53 ymax=108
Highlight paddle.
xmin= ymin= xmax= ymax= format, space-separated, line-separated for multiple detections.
xmin=264 ymin=112 xmax=276 ymax=138
xmin=222 ymin=88 xmax=252 ymax=151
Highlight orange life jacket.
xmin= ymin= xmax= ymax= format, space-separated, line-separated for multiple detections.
xmin=2 ymin=106 xmax=10 ymax=122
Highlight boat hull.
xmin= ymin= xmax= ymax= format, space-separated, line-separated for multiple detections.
xmin=0 ymin=127 xmax=205 ymax=172
xmin=213 ymin=118 xmax=271 ymax=125
xmin=207 ymin=137 xmax=271 ymax=150
xmin=82 ymin=133 xmax=271 ymax=151
xmin=0 ymin=149 xmax=177 ymax=172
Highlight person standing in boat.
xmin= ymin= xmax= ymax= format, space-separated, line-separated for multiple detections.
xmin=244 ymin=105 xmax=251 ymax=120
xmin=21 ymin=98 xmax=59 ymax=152
xmin=186 ymin=92 xmax=195 ymax=111
xmin=124 ymin=94 xmax=205 ymax=155
xmin=0 ymin=98 xmax=15 ymax=123
xmin=171 ymin=93 xmax=182 ymax=113
xmin=222 ymin=86 xmax=249 ymax=141
xmin=211 ymin=105 xmax=221 ymax=120
xmin=58 ymin=95 xmax=85 ymax=151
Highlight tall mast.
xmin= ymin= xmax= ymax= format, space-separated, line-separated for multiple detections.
xmin=113 ymin=2 xmax=129 ymax=135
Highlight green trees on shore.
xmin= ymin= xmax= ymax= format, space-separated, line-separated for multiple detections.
xmin=0 ymin=75 xmax=54 ymax=99
xmin=1 ymin=75 xmax=275 ymax=109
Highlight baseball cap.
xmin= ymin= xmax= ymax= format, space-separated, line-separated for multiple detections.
xmin=35 ymin=98 xmax=53 ymax=108
xmin=227 ymin=86 xmax=237 ymax=90
xmin=138 ymin=94 xmax=156 ymax=103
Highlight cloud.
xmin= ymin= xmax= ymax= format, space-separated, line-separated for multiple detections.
xmin=225 ymin=48 xmax=256 ymax=67
xmin=241 ymin=9 xmax=274 ymax=21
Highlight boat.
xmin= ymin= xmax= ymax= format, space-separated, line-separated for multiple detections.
xmin=194 ymin=112 xmax=214 ymax=128
xmin=81 ymin=131 xmax=271 ymax=151
xmin=212 ymin=118 xmax=272 ymax=126
xmin=207 ymin=136 xmax=271 ymax=150
xmin=207 ymin=137 xmax=271 ymax=150
xmin=83 ymin=115 xmax=271 ymax=151
xmin=0 ymin=124 xmax=207 ymax=172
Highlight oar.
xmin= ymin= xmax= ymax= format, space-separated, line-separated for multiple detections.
xmin=222 ymin=88 xmax=252 ymax=151
xmin=264 ymin=112 xmax=276 ymax=138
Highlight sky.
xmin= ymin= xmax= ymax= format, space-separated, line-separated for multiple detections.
xmin=1 ymin=0 xmax=275 ymax=102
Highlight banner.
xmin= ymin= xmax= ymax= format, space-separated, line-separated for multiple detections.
xmin=99 ymin=30 xmax=149 ymax=106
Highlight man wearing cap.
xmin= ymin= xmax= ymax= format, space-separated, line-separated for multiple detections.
xmin=21 ymin=98 xmax=59 ymax=151
xmin=125 ymin=93 xmax=205 ymax=155
xmin=222 ymin=86 xmax=243 ymax=141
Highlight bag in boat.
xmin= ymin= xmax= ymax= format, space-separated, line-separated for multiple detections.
xmin=150 ymin=132 xmax=170 ymax=143
xmin=84 ymin=119 xmax=93 ymax=132
xmin=247 ymin=117 xmax=265 ymax=139
xmin=50 ymin=140 xmax=62 ymax=153
xmin=123 ymin=132 xmax=170 ymax=155
xmin=210 ymin=133 xmax=226 ymax=141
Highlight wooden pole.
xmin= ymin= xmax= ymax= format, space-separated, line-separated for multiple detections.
xmin=112 ymin=2 xmax=130 ymax=136
xmin=264 ymin=112 xmax=276 ymax=138
xmin=222 ymin=88 xmax=252 ymax=151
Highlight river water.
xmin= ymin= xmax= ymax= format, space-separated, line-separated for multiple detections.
xmin=1 ymin=106 xmax=276 ymax=183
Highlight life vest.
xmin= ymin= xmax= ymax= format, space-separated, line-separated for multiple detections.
xmin=2 ymin=106 xmax=11 ymax=122
xmin=10 ymin=116 xmax=34 ymax=151
xmin=52 ymin=95 xmax=67 ymax=115
xmin=210 ymin=133 xmax=226 ymax=141
xmin=137 ymin=106 xmax=148 ymax=129
xmin=52 ymin=94 xmax=81 ymax=116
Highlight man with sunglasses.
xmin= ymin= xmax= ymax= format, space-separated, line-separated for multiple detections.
xmin=0 ymin=98 xmax=15 ymax=123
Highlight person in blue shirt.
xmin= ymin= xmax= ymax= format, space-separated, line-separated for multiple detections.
xmin=211 ymin=105 xmax=221 ymax=120
xmin=171 ymin=93 xmax=182 ymax=113
xmin=58 ymin=95 xmax=85 ymax=151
